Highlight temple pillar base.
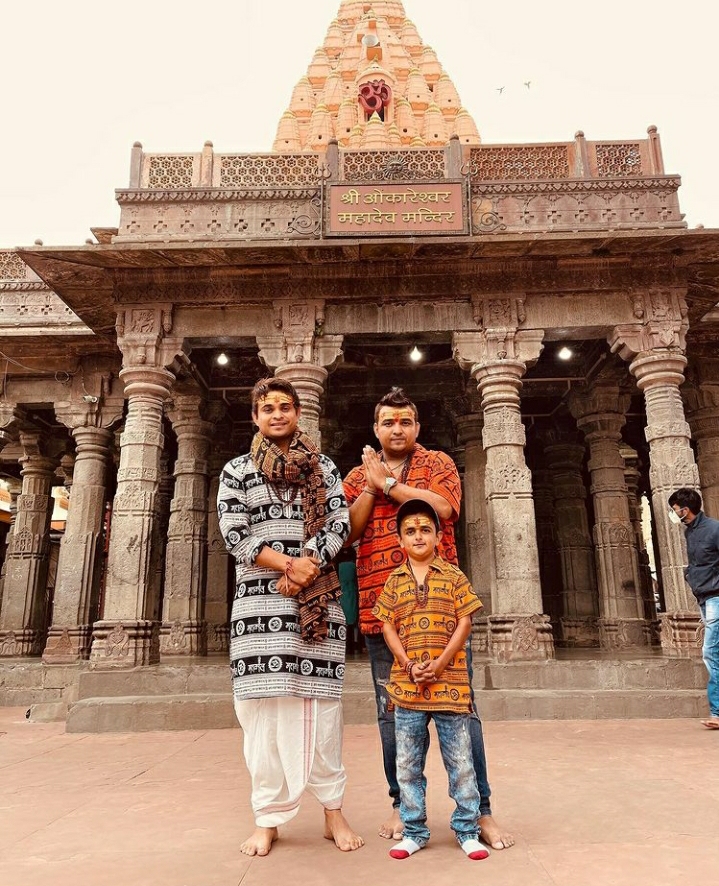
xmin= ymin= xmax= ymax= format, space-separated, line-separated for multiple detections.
xmin=89 ymin=620 xmax=160 ymax=669
xmin=0 ymin=628 xmax=44 ymax=657
xmin=659 ymin=611 xmax=704 ymax=658
xmin=558 ymin=617 xmax=600 ymax=648
xmin=598 ymin=618 xmax=651 ymax=650
xmin=470 ymin=617 xmax=489 ymax=655
xmin=206 ymin=622 xmax=230 ymax=653
xmin=488 ymin=614 xmax=555 ymax=663
xmin=42 ymin=625 xmax=93 ymax=663
xmin=160 ymin=620 xmax=207 ymax=657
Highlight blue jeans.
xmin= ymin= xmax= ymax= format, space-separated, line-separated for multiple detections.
xmin=395 ymin=707 xmax=480 ymax=847
xmin=700 ymin=596 xmax=719 ymax=717
xmin=364 ymin=633 xmax=492 ymax=817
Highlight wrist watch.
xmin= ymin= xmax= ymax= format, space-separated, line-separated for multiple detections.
xmin=383 ymin=476 xmax=398 ymax=497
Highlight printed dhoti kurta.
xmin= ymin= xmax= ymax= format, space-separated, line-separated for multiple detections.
xmin=218 ymin=452 xmax=350 ymax=701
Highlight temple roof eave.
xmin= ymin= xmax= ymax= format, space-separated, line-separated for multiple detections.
xmin=17 ymin=227 xmax=719 ymax=335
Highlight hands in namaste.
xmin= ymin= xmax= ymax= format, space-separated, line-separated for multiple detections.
xmin=362 ymin=445 xmax=393 ymax=492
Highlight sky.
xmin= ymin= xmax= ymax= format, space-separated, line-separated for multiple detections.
xmin=1 ymin=0 xmax=718 ymax=248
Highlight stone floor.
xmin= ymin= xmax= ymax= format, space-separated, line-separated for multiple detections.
xmin=1 ymin=707 xmax=717 ymax=886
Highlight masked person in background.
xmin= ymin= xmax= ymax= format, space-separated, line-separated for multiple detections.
xmin=669 ymin=487 xmax=719 ymax=730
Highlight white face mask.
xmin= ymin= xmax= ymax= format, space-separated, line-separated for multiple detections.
xmin=668 ymin=508 xmax=685 ymax=526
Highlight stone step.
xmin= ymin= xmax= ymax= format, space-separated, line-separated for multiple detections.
xmin=72 ymin=657 xmax=708 ymax=703
xmin=75 ymin=663 xmax=231 ymax=700
xmin=474 ymin=658 xmax=708 ymax=691
xmin=64 ymin=687 xmax=709 ymax=733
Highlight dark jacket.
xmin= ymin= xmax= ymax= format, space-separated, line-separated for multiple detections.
xmin=684 ymin=511 xmax=719 ymax=604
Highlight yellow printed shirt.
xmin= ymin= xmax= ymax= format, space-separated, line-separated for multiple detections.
xmin=372 ymin=557 xmax=482 ymax=714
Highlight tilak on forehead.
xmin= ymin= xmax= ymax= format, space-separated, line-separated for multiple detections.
xmin=258 ymin=392 xmax=295 ymax=408
xmin=377 ymin=406 xmax=416 ymax=423
xmin=401 ymin=514 xmax=435 ymax=531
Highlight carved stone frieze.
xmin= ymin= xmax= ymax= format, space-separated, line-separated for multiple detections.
xmin=487 ymin=614 xmax=555 ymax=663
xmin=90 ymin=621 xmax=160 ymax=669
xmin=116 ymin=192 xmax=322 ymax=243
xmin=486 ymin=465 xmax=534 ymax=495
xmin=482 ymin=407 xmax=526 ymax=449
xmin=659 ymin=611 xmax=703 ymax=658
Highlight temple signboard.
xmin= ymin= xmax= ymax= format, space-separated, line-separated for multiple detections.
xmin=327 ymin=182 xmax=467 ymax=236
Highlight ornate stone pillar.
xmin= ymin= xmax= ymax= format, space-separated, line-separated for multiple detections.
xmin=454 ymin=302 xmax=554 ymax=662
xmin=257 ymin=301 xmax=343 ymax=447
xmin=43 ymin=372 xmax=124 ymax=663
xmin=160 ymin=390 xmax=213 ymax=657
xmin=569 ymin=381 xmax=650 ymax=649
xmin=0 ymin=477 xmax=22 ymax=616
xmin=454 ymin=410 xmax=492 ymax=654
xmin=147 ymin=452 xmax=173 ymax=625
xmin=89 ymin=305 xmax=180 ymax=668
xmin=622 ymin=444 xmax=658 ymax=632
xmin=530 ymin=457 xmax=564 ymax=629
xmin=543 ymin=433 xmax=600 ymax=647
xmin=611 ymin=287 xmax=702 ymax=656
xmin=684 ymin=362 xmax=719 ymax=518
xmin=0 ymin=432 xmax=56 ymax=656
xmin=43 ymin=427 xmax=113 ymax=662
xmin=206 ymin=467 xmax=230 ymax=654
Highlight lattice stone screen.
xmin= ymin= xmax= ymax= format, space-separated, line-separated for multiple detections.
xmin=217 ymin=154 xmax=321 ymax=188
xmin=595 ymin=144 xmax=643 ymax=178
xmin=470 ymin=145 xmax=572 ymax=181
xmin=145 ymin=155 xmax=197 ymax=189
xmin=0 ymin=252 xmax=27 ymax=281
xmin=340 ymin=149 xmax=446 ymax=182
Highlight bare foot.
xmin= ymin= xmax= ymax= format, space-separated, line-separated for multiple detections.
xmin=240 ymin=827 xmax=278 ymax=857
xmin=323 ymin=809 xmax=365 ymax=851
xmin=701 ymin=717 xmax=719 ymax=730
xmin=479 ymin=814 xmax=514 ymax=850
xmin=378 ymin=807 xmax=404 ymax=840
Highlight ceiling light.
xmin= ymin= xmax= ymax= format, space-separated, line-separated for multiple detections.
xmin=216 ymin=352 xmax=229 ymax=366
xmin=558 ymin=347 xmax=573 ymax=361
xmin=409 ymin=346 xmax=424 ymax=363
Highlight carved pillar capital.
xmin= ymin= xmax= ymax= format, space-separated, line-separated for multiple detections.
xmin=115 ymin=305 xmax=184 ymax=388
xmin=0 ymin=402 xmax=26 ymax=450
xmin=453 ymin=329 xmax=544 ymax=374
xmin=610 ymin=287 xmax=688 ymax=362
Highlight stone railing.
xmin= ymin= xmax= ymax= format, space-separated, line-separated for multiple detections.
xmin=113 ymin=126 xmax=684 ymax=242
xmin=0 ymin=251 xmax=88 ymax=335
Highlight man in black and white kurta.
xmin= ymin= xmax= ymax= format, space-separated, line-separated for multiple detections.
xmin=218 ymin=378 xmax=363 ymax=857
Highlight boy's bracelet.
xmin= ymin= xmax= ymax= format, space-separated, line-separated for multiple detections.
xmin=362 ymin=487 xmax=377 ymax=497
xmin=404 ymin=660 xmax=416 ymax=681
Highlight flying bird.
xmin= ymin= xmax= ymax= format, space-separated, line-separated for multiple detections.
xmin=524 ymin=81 xmax=531 ymax=89
xmin=497 ymin=86 xmax=505 ymax=94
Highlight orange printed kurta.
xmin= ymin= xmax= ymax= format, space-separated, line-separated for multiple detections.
xmin=343 ymin=444 xmax=462 ymax=634
xmin=373 ymin=558 xmax=482 ymax=714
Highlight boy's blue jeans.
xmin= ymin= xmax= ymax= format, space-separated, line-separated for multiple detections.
xmin=364 ymin=633 xmax=492 ymax=817
xmin=700 ymin=596 xmax=719 ymax=717
xmin=395 ymin=706 xmax=480 ymax=847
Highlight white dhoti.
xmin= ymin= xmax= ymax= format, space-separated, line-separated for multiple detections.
xmin=234 ymin=696 xmax=347 ymax=828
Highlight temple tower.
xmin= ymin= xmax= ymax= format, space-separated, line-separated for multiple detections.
xmin=274 ymin=2 xmax=481 ymax=152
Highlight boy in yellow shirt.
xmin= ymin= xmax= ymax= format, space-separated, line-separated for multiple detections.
xmin=372 ymin=499 xmax=488 ymax=861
